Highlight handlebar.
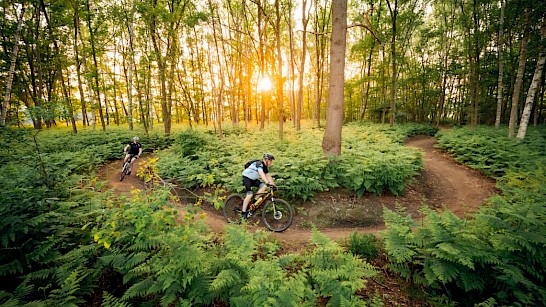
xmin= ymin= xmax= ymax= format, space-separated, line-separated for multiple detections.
xmin=267 ymin=183 xmax=278 ymax=191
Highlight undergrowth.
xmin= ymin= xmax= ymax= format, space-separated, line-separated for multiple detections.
xmin=156 ymin=123 xmax=430 ymax=200
xmin=381 ymin=125 xmax=546 ymax=306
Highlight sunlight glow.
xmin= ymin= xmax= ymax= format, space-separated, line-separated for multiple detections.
xmin=257 ymin=76 xmax=273 ymax=92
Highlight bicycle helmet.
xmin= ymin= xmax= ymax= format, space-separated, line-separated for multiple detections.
xmin=263 ymin=153 xmax=275 ymax=160
xmin=133 ymin=136 xmax=140 ymax=141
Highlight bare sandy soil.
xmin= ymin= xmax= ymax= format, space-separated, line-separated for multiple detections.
xmin=98 ymin=136 xmax=497 ymax=247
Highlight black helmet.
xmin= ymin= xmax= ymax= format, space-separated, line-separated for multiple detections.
xmin=263 ymin=153 xmax=275 ymax=160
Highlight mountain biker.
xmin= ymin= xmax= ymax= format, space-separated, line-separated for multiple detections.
xmin=123 ymin=136 xmax=142 ymax=175
xmin=241 ymin=153 xmax=276 ymax=219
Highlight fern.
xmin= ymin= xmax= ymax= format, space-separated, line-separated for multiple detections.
xmin=304 ymin=230 xmax=377 ymax=305
xmin=101 ymin=291 xmax=131 ymax=307
xmin=47 ymin=269 xmax=86 ymax=307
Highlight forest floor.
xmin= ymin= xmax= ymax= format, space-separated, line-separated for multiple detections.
xmin=98 ymin=136 xmax=498 ymax=305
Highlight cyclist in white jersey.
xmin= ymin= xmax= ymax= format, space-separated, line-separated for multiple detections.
xmin=241 ymin=153 xmax=276 ymax=219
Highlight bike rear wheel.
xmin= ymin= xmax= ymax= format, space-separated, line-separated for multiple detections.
xmin=261 ymin=199 xmax=293 ymax=232
xmin=223 ymin=194 xmax=244 ymax=223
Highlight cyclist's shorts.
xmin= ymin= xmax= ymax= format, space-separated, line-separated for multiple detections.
xmin=242 ymin=176 xmax=265 ymax=195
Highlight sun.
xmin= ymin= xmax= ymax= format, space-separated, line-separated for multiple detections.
xmin=257 ymin=76 xmax=273 ymax=92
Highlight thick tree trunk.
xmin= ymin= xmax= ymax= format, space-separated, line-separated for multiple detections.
xmin=322 ymin=0 xmax=347 ymax=157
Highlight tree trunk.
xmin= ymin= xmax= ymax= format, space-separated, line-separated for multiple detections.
xmin=436 ymin=1 xmax=454 ymax=128
xmin=360 ymin=38 xmax=375 ymax=121
xmin=322 ymin=0 xmax=347 ymax=157
xmin=86 ymin=0 xmax=105 ymax=131
xmin=126 ymin=17 xmax=135 ymax=131
xmin=470 ymin=0 xmax=480 ymax=127
xmin=1 ymin=6 xmax=25 ymax=127
xmin=386 ymin=0 xmax=398 ymax=127
xmin=72 ymin=4 xmax=88 ymax=126
xmin=150 ymin=0 xmax=171 ymax=136
xmin=40 ymin=0 xmax=77 ymax=133
xmin=495 ymin=0 xmax=505 ymax=127
xmin=275 ymin=0 xmax=284 ymax=139
xmin=517 ymin=12 xmax=546 ymax=141
xmin=209 ymin=0 xmax=224 ymax=138
xmin=508 ymin=11 xmax=529 ymax=137
xmin=296 ymin=0 xmax=309 ymax=130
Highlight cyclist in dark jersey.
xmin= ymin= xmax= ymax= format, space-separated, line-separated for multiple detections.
xmin=241 ymin=153 xmax=276 ymax=219
xmin=123 ymin=136 xmax=142 ymax=175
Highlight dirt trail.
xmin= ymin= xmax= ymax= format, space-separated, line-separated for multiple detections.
xmin=98 ymin=136 xmax=497 ymax=246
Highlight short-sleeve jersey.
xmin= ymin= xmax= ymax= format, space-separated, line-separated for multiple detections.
xmin=242 ymin=161 xmax=269 ymax=180
xmin=127 ymin=142 xmax=142 ymax=155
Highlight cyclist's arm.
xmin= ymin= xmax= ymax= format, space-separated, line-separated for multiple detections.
xmin=265 ymin=173 xmax=275 ymax=186
xmin=258 ymin=168 xmax=274 ymax=185
xmin=137 ymin=147 xmax=143 ymax=157
xmin=123 ymin=144 xmax=130 ymax=153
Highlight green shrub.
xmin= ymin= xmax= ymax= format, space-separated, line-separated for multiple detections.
xmin=382 ymin=166 xmax=546 ymax=306
xmin=346 ymin=232 xmax=381 ymax=260
xmin=156 ymin=124 xmax=423 ymax=199
xmin=436 ymin=126 xmax=546 ymax=176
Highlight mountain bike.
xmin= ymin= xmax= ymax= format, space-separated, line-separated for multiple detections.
xmin=119 ymin=154 xmax=138 ymax=181
xmin=223 ymin=185 xmax=294 ymax=232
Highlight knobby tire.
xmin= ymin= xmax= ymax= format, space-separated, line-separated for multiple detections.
xmin=223 ymin=194 xmax=244 ymax=223
xmin=261 ymin=199 xmax=293 ymax=232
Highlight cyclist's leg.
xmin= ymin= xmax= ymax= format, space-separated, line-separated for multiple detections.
xmin=128 ymin=155 xmax=137 ymax=173
xmin=255 ymin=182 xmax=267 ymax=198
xmin=241 ymin=177 xmax=254 ymax=214
xmin=124 ymin=153 xmax=131 ymax=164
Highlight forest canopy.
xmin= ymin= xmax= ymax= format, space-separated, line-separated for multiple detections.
xmin=1 ymin=0 xmax=545 ymax=140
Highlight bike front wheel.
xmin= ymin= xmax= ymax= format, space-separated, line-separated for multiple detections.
xmin=223 ymin=194 xmax=244 ymax=223
xmin=261 ymin=199 xmax=293 ymax=232
xmin=119 ymin=162 xmax=129 ymax=181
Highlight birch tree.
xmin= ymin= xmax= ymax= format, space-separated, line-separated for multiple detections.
xmin=517 ymin=11 xmax=546 ymax=140
xmin=1 ymin=5 xmax=25 ymax=127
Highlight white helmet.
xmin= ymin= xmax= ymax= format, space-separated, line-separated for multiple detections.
xmin=133 ymin=136 xmax=139 ymax=141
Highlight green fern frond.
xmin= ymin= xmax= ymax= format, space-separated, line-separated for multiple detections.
xmin=48 ymin=269 xmax=86 ymax=307
xmin=222 ymin=225 xmax=257 ymax=259
xmin=102 ymin=291 xmax=130 ymax=307
xmin=210 ymin=269 xmax=243 ymax=292
xmin=0 ymin=298 xmax=22 ymax=307
xmin=122 ymin=277 xmax=155 ymax=300
xmin=0 ymin=260 xmax=23 ymax=277
xmin=99 ymin=254 xmax=132 ymax=270
xmin=127 ymin=238 xmax=164 ymax=252
xmin=23 ymin=268 xmax=56 ymax=281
